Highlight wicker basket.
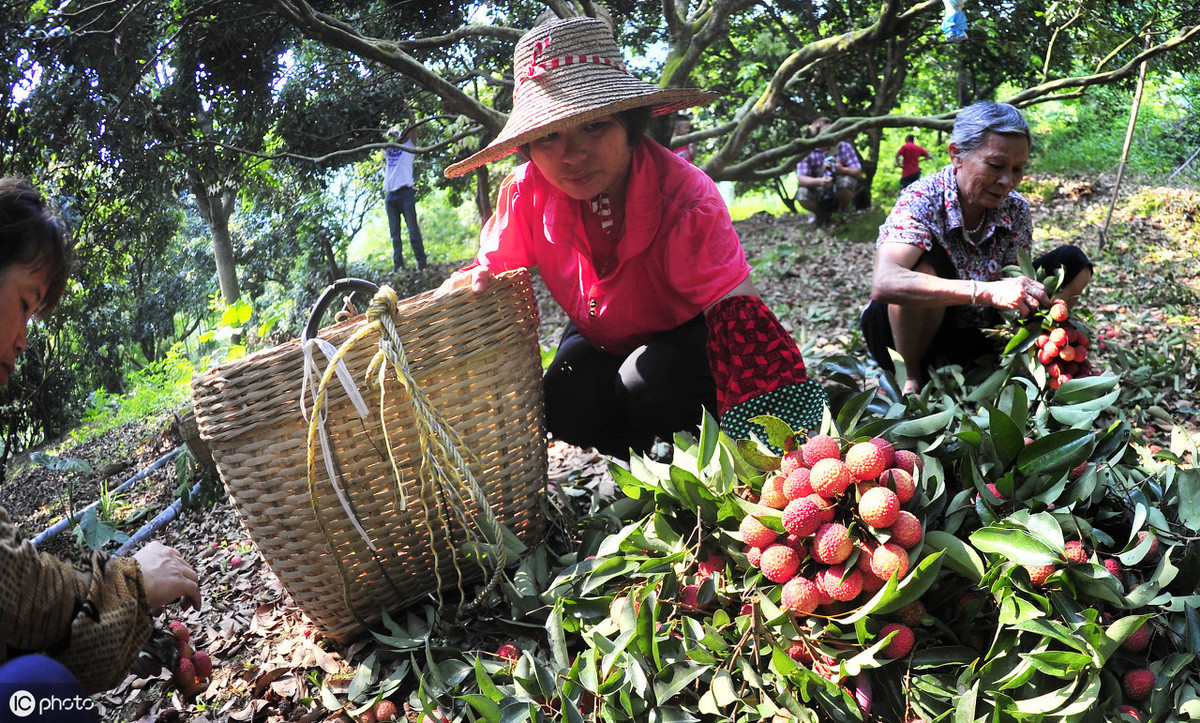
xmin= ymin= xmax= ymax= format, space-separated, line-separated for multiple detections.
xmin=174 ymin=408 xmax=215 ymax=470
xmin=190 ymin=270 xmax=547 ymax=642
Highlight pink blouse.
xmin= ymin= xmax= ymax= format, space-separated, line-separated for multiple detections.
xmin=477 ymin=138 xmax=751 ymax=355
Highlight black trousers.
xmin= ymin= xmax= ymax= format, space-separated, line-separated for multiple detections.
xmin=861 ymin=243 xmax=1093 ymax=377
xmin=543 ymin=315 xmax=717 ymax=460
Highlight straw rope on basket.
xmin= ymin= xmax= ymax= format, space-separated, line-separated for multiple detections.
xmin=190 ymin=270 xmax=547 ymax=643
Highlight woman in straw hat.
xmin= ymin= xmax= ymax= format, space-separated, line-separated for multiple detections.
xmin=444 ymin=16 xmax=825 ymax=459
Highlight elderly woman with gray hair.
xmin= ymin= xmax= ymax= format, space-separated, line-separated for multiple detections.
xmin=860 ymin=101 xmax=1093 ymax=392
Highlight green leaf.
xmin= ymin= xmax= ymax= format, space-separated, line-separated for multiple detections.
xmin=835 ymin=387 xmax=875 ymax=435
xmin=985 ymin=405 xmax=1025 ymax=470
xmin=348 ymin=652 xmax=377 ymax=703
xmin=970 ymin=527 xmax=1058 ymax=566
xmin=924 ymin=530 xmax=986 ymax=582
xmin=890 ymin=408 xmax=955 ymax=438
xmin=1017 ymin=429 xmax=1094 ymax=478
xmin=652 ymin=662 xmax=708 ymax=705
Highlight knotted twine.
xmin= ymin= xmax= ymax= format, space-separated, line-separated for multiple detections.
xmin=303 ymin=285 xmax=507 ymax=621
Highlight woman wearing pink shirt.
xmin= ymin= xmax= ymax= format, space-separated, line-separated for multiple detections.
xmin=444 ymin=17 xmax=825 ymax=459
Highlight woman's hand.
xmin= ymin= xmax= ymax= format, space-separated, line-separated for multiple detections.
xmin=134 ymin=541 xmax=201 ymax=611
xmin=982 ymin=276 xmax=1049 ymax=316
xmin=436 ymin=266 xmax=494 ymax=296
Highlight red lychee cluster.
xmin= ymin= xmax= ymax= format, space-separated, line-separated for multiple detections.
xmin=168 ymin=620 xmax=213 ymax=698
xmin=1033 ymin=300 xmax=1096 ymax=388
xmin=739 ymin=435 xmax=926 ymax=619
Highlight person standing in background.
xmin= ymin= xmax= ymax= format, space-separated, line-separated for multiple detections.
xmin=383 ymin=106 xmax=427 ymax=272
xmin=895 ymin=133 xmax=932 ymax=190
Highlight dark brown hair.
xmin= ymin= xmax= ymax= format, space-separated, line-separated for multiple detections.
xmin=0 ymin=177 xmax=73 ymax=317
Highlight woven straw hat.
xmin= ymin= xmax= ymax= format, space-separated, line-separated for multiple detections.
xmin=444 ymin=16 xmax=717 ymax=178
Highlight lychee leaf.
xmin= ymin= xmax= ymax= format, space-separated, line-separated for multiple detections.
xmin=1016 ymin=429 xmax=1094 ymax=478
xmin=890 ymin=408 xmax=956 ymax=438
xmin=970 ymin=527 xmax=1059 ymax=566
xmin=985 ymin=405 xmax=1025 ymax=470
xmin=924 ymin=530 xmax=986 ymax=582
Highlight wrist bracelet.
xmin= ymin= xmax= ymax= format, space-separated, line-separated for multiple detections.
xmin=970 ymin=279 xmax=978 ymax=305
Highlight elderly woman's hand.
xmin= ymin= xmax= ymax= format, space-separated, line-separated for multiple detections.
xmin=983 ymin=276 xmax=1049 ymax=317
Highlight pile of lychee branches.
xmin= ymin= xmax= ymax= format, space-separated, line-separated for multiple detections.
xmin=349 ymin=283 xmax=1198 ymax=722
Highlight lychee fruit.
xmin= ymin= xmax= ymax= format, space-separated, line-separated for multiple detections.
xmin=1120 ymin=624 xmax=1151 ymax=652
xmin=1136 ymin=531 xmax=1159 ymax=557
xmin=846 ymin=442 xmax=887 ymax=481
xmin=898 ymin=600 xmax=926 ymax=627
xmin=785 ymin=640 xmax=813 ymax=662
xmin=679 ymin=584 xmax=703 ymax=609
xmin=1114 ymin=705 xmax=1143 ymax=721
xmin=1104 ymin=557 xmax=1123 ymax=578
xmin=167 ymin=620 xmax=190 ymax=645
xmin=1050 ymin=300 xmax=1069 ymax=322
xmin=782 ymin=533 xmax=807 ymax=554
xmin=497 ymin=643 xmax=520 ymax=662
xmin=807 ymin=493 xmax=837 ymax=523
xmin=812 ymin=522 xmax=854 ymax=565
xmin=871 ymin=542 xmax=910 ymax=581
xmin=782 ymin=497 xmax=821 ymax=537
xmin=888 ymin=510 xmax=923 ymax=549
xmin=780 ymin=576 xmax=820 ymax=615
xmin=760 ymin=474 xmax=789 ymax=509
xmin=739 ymin=515 xmax=778 ymax=549
xmin=878 ymin=468 xmax=916 ymax=504
xmin=1025 ymin=563 xmax=1056 ymax=587
xmin=866 ymin=437 xmax=895 ymax=469
xmin=1063 ymin=541 xmax=1088 ymax=565
xmin=745 ymin=545 xmax=763 ymax=567
xmin=783 ymin=467 xmax=812 ymax=500
xmin=1069 ymin=461 xmax=1088 ymax=480
xmin=860 ymin=487 xmax=900 ymax=528
xmin=372 ymin=700 xmax=400 ymax=722
xmin=1121 ymin=667 xmax=1155 ymax=701
xmin=780 ymin=449 xmax=806 ymax=475
xmin=809 ymin=457 xmax=852 ymax=497
xmin=984 ymin=482 xmax=1006 ymax=502
xmin=1049 ymin=327 xmax=1068 ymax=346
xmin=760 ymin=544 xmax=801 ymax=583
xmin=893 ymin=449 xmax=921 ymax=475
xmin=879 ymin=622 xmax=915 ymax=658
xmin=802 ymin=434 xmax=841 ymax=467
xmin=191 ymin=650 xmax=213 ymax=678
xmin=698 ymin=554 xmax=726 ymax=579
xmin=173 ymin=657 xmax=196 ymax=688
xmin=816 ymin=563 xmax=863 ymax=601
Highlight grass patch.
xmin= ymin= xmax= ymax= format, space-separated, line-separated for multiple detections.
xmin=68 ymin=347 xmax=195 ymax=447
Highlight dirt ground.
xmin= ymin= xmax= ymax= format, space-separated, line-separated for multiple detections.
xmin=2 ymin=175 xmax=1197 ymax=721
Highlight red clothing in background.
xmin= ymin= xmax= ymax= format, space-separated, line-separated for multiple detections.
xmin=896 ymin=141 xmax=930 ymax=177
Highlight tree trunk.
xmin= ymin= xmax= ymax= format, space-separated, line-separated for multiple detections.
xmin=474 ymin=167 xmax=493 ymax=227
xmin=192 ymin=181 xmax=241 ymax=305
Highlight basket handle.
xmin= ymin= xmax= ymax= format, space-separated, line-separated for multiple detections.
xmin=303 ymin=277 xmax=380 ymax=343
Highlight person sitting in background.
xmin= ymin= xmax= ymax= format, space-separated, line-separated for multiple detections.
xmin=441 ymin=16 xmax=825 ymax=460
xmin=671 ymin=114 xmax=694 ymax=164
xmin=795 ymin=117 xmax=865 ymax=223
xmin=860 ymin=102 xmax=1093 ymax=393
xmin=895 ymin=133 xmax=932 ymax=189
xmin=0 ymin=177 xmax=202 ymax=709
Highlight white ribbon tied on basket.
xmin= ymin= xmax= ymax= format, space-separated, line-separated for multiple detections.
xmin=302 ymin=336 xmax=378 ymax=551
